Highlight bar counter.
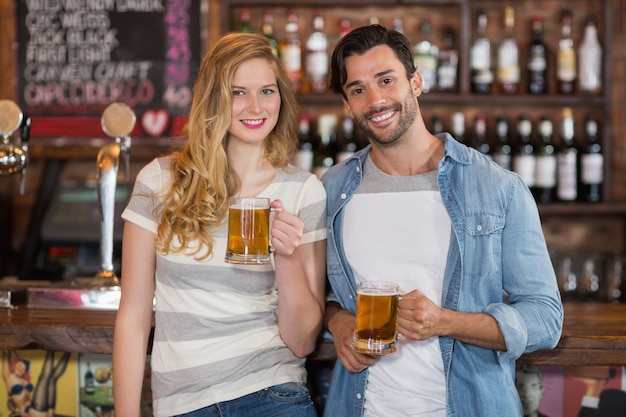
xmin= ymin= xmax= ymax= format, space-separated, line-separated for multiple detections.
xmin=0 ymin=302 xmax=625 ymax=366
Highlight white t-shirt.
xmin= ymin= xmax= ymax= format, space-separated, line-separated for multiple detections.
xmin=343 ymin=156 xmax=450 ymax=417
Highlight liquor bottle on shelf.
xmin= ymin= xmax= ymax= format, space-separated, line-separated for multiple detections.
xmin=413 ymin=20 xmax=438 ymax=93
xmin=295 ymin=115 xmax=314 ymax=172
xmin=581 ymin=255 xmax=602 ymax=301
xmin=556 ymin=107 xmax=578 ymax=202
xmin=534 ymin=116 xmax=557 ymax=203
xmin=84 ymin=362 xmax=95 ymax=395
xmin=492 ymin=116 xmax=512 ymax=171
xmin=392 ymin=18 xmax=404 ymax=34
xmin=512 ymin=115 xmax=536 ymax=191
xmin=313 ymin=113 xmax=338 ymax=178
xmin=279 ymin=9 xmax=302 ymax=93
xmin=578 ymin=14 xmax=602 ymax=94
xmin=451 ymin=111 xmax=465 ymax=143
xmin=496 ymin=6 xmax=520 ymax=94
xmin=336 ymin=115 xmax=357 ymax=163
xmin=437 ymin=25 xmax=459 ymax=93
xmin=471 ymin=114 xmax=491 ymax=159
xmin=579 ymin=115 xmax=603 ymax=202
xmin=556 ymin=9 xmax=577 ymax=94
xmin=431 ymin=114 xmax=444 ymax=135
xmin=238 ymin=8 xmax=252 ymax=33
xmin=527 ymin=16 xmax=548 ymax=94
xmin=262 ymin=9 xmax=278 ymax=57
xmin=305 ymin=10 xmax=329 ymax=94
xmin=339 ymin=18 xmax=351 ymax=38
xmin=470 ymin=9 xmax=493 ymax=94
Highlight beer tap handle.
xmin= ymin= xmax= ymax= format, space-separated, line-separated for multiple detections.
xmin=118 ymin=134 xmax=131 ymax=182
xmin=18 ymin=115 xmax=31 ymax=195
xmin=96 ymin=142 xmax=120 ymax=285
xmin=95 ymin=103 xmax=135 ymax=286
xmin=0 ymin=100 xmax=27 ymax=179
xmin=20 ymin=114 xmax=31 ymax=143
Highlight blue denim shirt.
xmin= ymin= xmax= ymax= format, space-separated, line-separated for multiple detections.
xmin=321 ymin=133 xmax=563 ymax=417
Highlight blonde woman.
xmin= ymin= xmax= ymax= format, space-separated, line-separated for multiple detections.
xmin=113 ymin=32 xmax=326 ymax=417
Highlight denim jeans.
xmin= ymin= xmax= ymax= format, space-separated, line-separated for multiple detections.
xmin=176 ymin=382 xmax=317 ymax=417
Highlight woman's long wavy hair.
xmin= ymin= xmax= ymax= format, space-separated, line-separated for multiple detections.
xmin=155 ymin=32 xmax=300 ymax=260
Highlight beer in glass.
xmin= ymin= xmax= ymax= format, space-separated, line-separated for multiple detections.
xmin=352 ymin=281 xmax=400 ymax=355
xmin=225 ymin=197 xmax=271 ymax=264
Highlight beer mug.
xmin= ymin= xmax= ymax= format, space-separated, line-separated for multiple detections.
xmin=352 ymin=281 xmax=400 ymax=355
xmin=225 ymin=197 xmax=272 ymax=265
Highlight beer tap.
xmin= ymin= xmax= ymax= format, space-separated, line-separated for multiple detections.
xmin=0 ymin=100 xmax=29 ymax=195
xmin=95 ymin=102 xmax=135 ymax=286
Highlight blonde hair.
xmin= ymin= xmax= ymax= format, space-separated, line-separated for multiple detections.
xmin=155 ymin=32 xmax=299 ymax=259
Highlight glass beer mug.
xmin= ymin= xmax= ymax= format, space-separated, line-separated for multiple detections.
xmin=352 ymin=281 xmax=400 ymax=355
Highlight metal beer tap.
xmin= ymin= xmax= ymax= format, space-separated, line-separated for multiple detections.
xmin=95 ymin=102 xmax=136 ymax=286
xmin=0 ymin=100 xmax=30 ymax=195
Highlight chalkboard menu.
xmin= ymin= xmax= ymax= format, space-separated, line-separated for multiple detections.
xmin=15 ymin=0 xmax=201 ymax=137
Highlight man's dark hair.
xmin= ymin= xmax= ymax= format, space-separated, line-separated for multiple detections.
xmin=329 ymin=24 xmax=417 ymax=99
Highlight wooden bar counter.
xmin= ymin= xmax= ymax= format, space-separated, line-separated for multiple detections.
xmin=0 ymin=303 xmax=625 ymax=366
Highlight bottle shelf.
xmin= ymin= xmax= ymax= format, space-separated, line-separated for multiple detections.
xmin=296 ymin=92 xmax=606 ymax=107
xmin=538 ymin=202 xmax=626 ymax=216
xmin=220 ymin=0 xmax=614 ymax=207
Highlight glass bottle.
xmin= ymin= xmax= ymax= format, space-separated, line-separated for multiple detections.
xmin=557 ymin=107 xmax=578 ymax=202
xmin=527 ymin=17 xmax=548 ymax=94
xmin=413 ymin=20 xmax=439 ymax=93
xmin=557 ymin=254 xmax=579 ymax=301
xmin=336 ymin=116 xmax=357 ymax=163
xmin=470 ymin=9 xmax=493 ymax=94
xmin=451 ymin=111 xmax=465 ymax=143
xmin=471 ymin=114 xmax=491 ymax=159
xmin=306 ymin=10 xmax=329 ymax=94
xmin=578 ymin=14 xmax=602 ymax=94
xmin=262 ymin=9 xmax=278 ymax=57
xmin=497 ymin=6 xmax=520 ymax=94
xmin=431 ymin=114 xmax=444 ymax=135
xmin=534 ymin=116 xmax=557 ymax=203
xmin=512 ymin=115 xmax=536 ymax=190
xmin=368 ymin=16 xmax=380 ymax=26
xmin=437 ymin=25 xmax=459 ymax=93
xmin=313 ymin=113 xmax=338 ymax=179
xmin=295 ymin=115 xmax=314 ymax=172
xmin=556 ymin=9 xmax=577 ymax=94
xmin=279 ymin=9 xmax=302 ymax=93
xmin=84 ymin=362 xmax=95 ymax=395
xmin=392 ymin=18 xmax=404 ymax=34
xmin=579 ymin=115 xmax=603 ymax=202
xmin=237 ymin=8 xmax=252 ymax=33
xmin=492 ymin=116 xmax=512 ymax=171
xmin=339 ymin=18 xmax=351 ymax=38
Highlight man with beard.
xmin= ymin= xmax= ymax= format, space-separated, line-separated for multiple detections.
xmin=320 ymin=24 xmax=563 ymax=417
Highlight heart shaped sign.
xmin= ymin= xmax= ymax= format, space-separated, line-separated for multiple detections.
xmin=141 ymin=109 xmax=170 ymax=137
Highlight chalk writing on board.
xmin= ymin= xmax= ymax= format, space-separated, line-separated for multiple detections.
xmin=16 ymin=0 xmax=201 ymax=119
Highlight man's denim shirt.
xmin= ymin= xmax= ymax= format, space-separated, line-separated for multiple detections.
xmin=321 ymin=133 xmax=564 ymax=417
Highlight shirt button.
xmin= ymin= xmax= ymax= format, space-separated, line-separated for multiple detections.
xmin=476 ymin=225 xmax=483 ymax=231
xmin=356 ymin=393 xmax=362 ymax=399
xmin=341 ymin=193 xmax=347 ymax=199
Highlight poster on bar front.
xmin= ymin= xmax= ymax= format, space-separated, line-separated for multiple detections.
xmin=520 ymin=365 xmax=626 ymax=417
xmin=0 ymin=350 xmax=77 ymax=417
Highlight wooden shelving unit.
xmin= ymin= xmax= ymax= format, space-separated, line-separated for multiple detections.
xmin=219 ymin=0 xmax=614 ymax=210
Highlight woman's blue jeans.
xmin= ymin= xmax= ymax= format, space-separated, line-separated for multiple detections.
xmin=175 ymin=382 xmax=317 ymax=417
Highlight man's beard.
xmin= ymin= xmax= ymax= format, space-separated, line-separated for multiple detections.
xmin=353 ymin=93 xmax=418 ymax=147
